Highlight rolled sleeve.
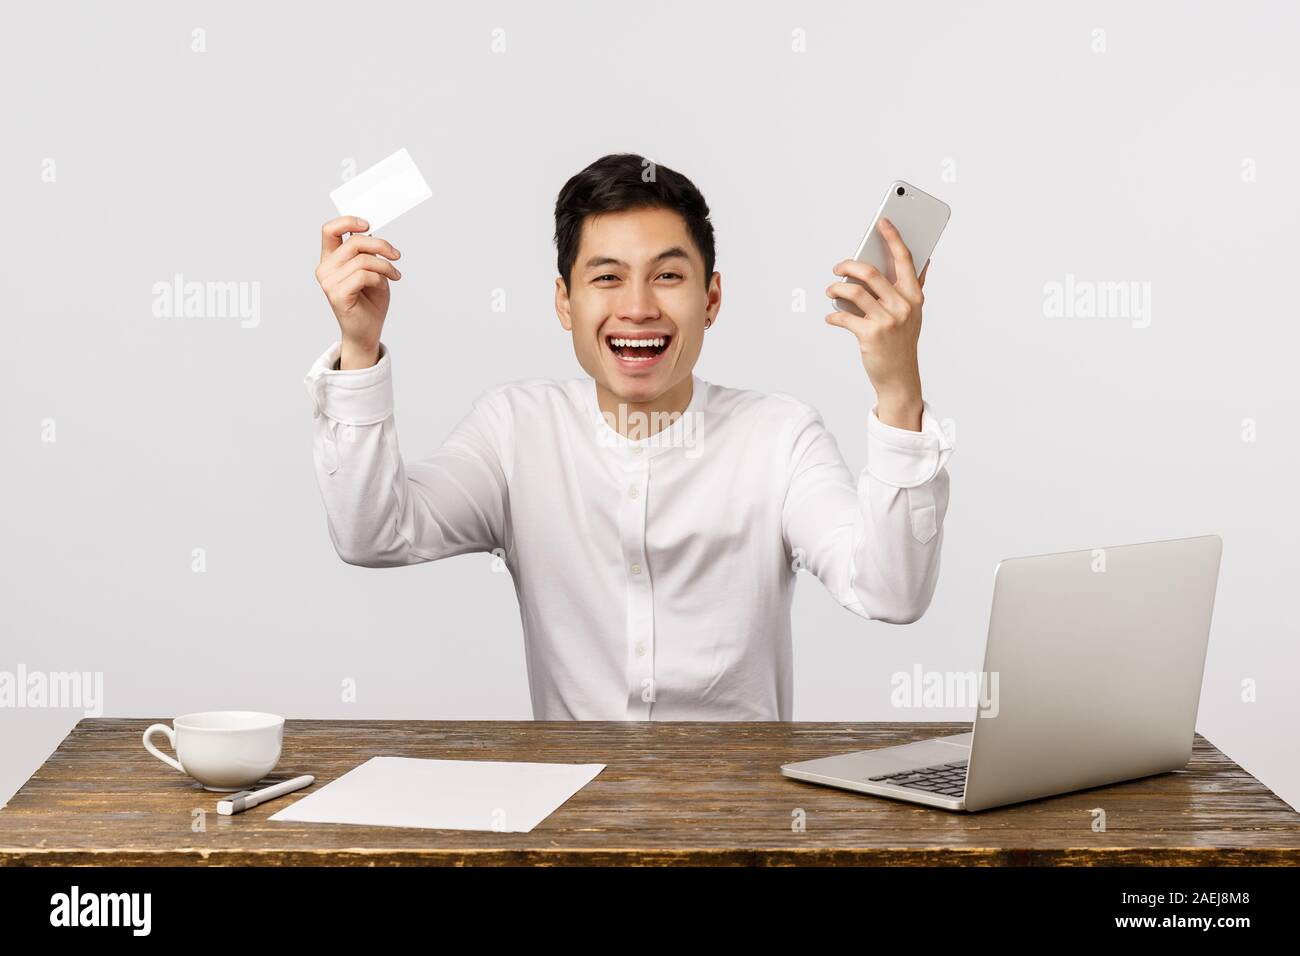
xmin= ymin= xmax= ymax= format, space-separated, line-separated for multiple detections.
xmin=864 ymin=400 xmax=954 ymax=488
xmin=303 ymin=341 xmax=395 ymax=425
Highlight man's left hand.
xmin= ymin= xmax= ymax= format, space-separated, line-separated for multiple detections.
xmin=825 ymin=216 xmax=930 ymax=431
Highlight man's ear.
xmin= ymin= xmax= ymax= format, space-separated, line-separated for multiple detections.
xmin=555 ymin=276 xmax=573 ymax=332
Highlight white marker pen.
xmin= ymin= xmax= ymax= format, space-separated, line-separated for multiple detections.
xmin=217 ymin=774 xmax=315 ymax=815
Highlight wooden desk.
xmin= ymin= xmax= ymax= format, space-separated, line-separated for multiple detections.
xmin=2 ymin=718 xmax=1297 ymax=866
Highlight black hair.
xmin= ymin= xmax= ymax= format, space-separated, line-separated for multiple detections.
xmin=553 ymin=153 xmax=716 ymax=291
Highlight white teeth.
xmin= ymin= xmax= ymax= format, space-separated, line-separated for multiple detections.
xmin=610 ymin=337 xmax=665 ymax=348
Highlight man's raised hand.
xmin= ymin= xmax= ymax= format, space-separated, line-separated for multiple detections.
xmin=316 ymin=216 xmax=402 ymax=370
xmin=824 ymin=216 xmax=929 ymax=431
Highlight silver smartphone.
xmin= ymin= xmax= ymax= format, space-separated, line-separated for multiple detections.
xmin=832 ymin=180 xmax=951 ymax=317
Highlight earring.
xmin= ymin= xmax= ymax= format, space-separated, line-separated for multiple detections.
xmin=705 ymin=318 xmax=712 ymax=329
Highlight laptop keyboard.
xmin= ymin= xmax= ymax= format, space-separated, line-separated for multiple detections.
xmin=868 ymin=761 xmax=968 ymax=796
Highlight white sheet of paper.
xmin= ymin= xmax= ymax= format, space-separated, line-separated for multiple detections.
xmin=329 ymin=148 xmax=432 ymax=233
xmin=267 ymin=756 xmax=605 ymax=833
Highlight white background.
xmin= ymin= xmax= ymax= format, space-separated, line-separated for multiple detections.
xmin=3 ymin=1 xmax=1296 ymax=811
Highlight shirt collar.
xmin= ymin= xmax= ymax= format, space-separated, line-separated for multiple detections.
xmin=584 ymin=374 xmax=708 ymax=460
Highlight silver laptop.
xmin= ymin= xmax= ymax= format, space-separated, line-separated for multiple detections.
xmin=781 ymin=535 xmax=1223 ymax=812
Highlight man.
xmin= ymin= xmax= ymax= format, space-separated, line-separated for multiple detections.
xmin=304 ymin=153 xmax=953 ymax=720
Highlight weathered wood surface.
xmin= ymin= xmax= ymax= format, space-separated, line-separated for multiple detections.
xmin=1 ymin=719 xmax=1296 ymax=866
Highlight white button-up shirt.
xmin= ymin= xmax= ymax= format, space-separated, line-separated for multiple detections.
xmin=304 ymin=341 xmax=953 ymax=721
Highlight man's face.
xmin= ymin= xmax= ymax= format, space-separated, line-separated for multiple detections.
xmin=556 ymin=207 xmax=720 ymax=408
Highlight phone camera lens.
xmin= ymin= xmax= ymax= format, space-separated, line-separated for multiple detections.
xmin=896 ymin=186 xmax=905 ymax=196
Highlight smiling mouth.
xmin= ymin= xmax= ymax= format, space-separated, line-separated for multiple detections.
xmin=605 ymin=333 xmax=672 ymax=362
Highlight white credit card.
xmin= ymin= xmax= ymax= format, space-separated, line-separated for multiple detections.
xmin=329 ymin=148 xmax=432 ymax=233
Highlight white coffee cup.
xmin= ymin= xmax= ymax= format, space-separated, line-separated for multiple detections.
xmin=143 ymin=711 xmax=284 ymax=791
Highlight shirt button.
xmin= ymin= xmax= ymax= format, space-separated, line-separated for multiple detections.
xmin=635 ymin=641 xmax=647 ymax=657
xmin=631 ymin=563 xmax=642 ymax=575
xmin=631 ymin=445 xmax=643 ymax=456
xmin=628 ymin=484 xmax=639 ymax=499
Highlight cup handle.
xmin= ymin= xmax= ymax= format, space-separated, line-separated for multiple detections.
xmin=142 ymin=723 xmax=185 ymax=774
